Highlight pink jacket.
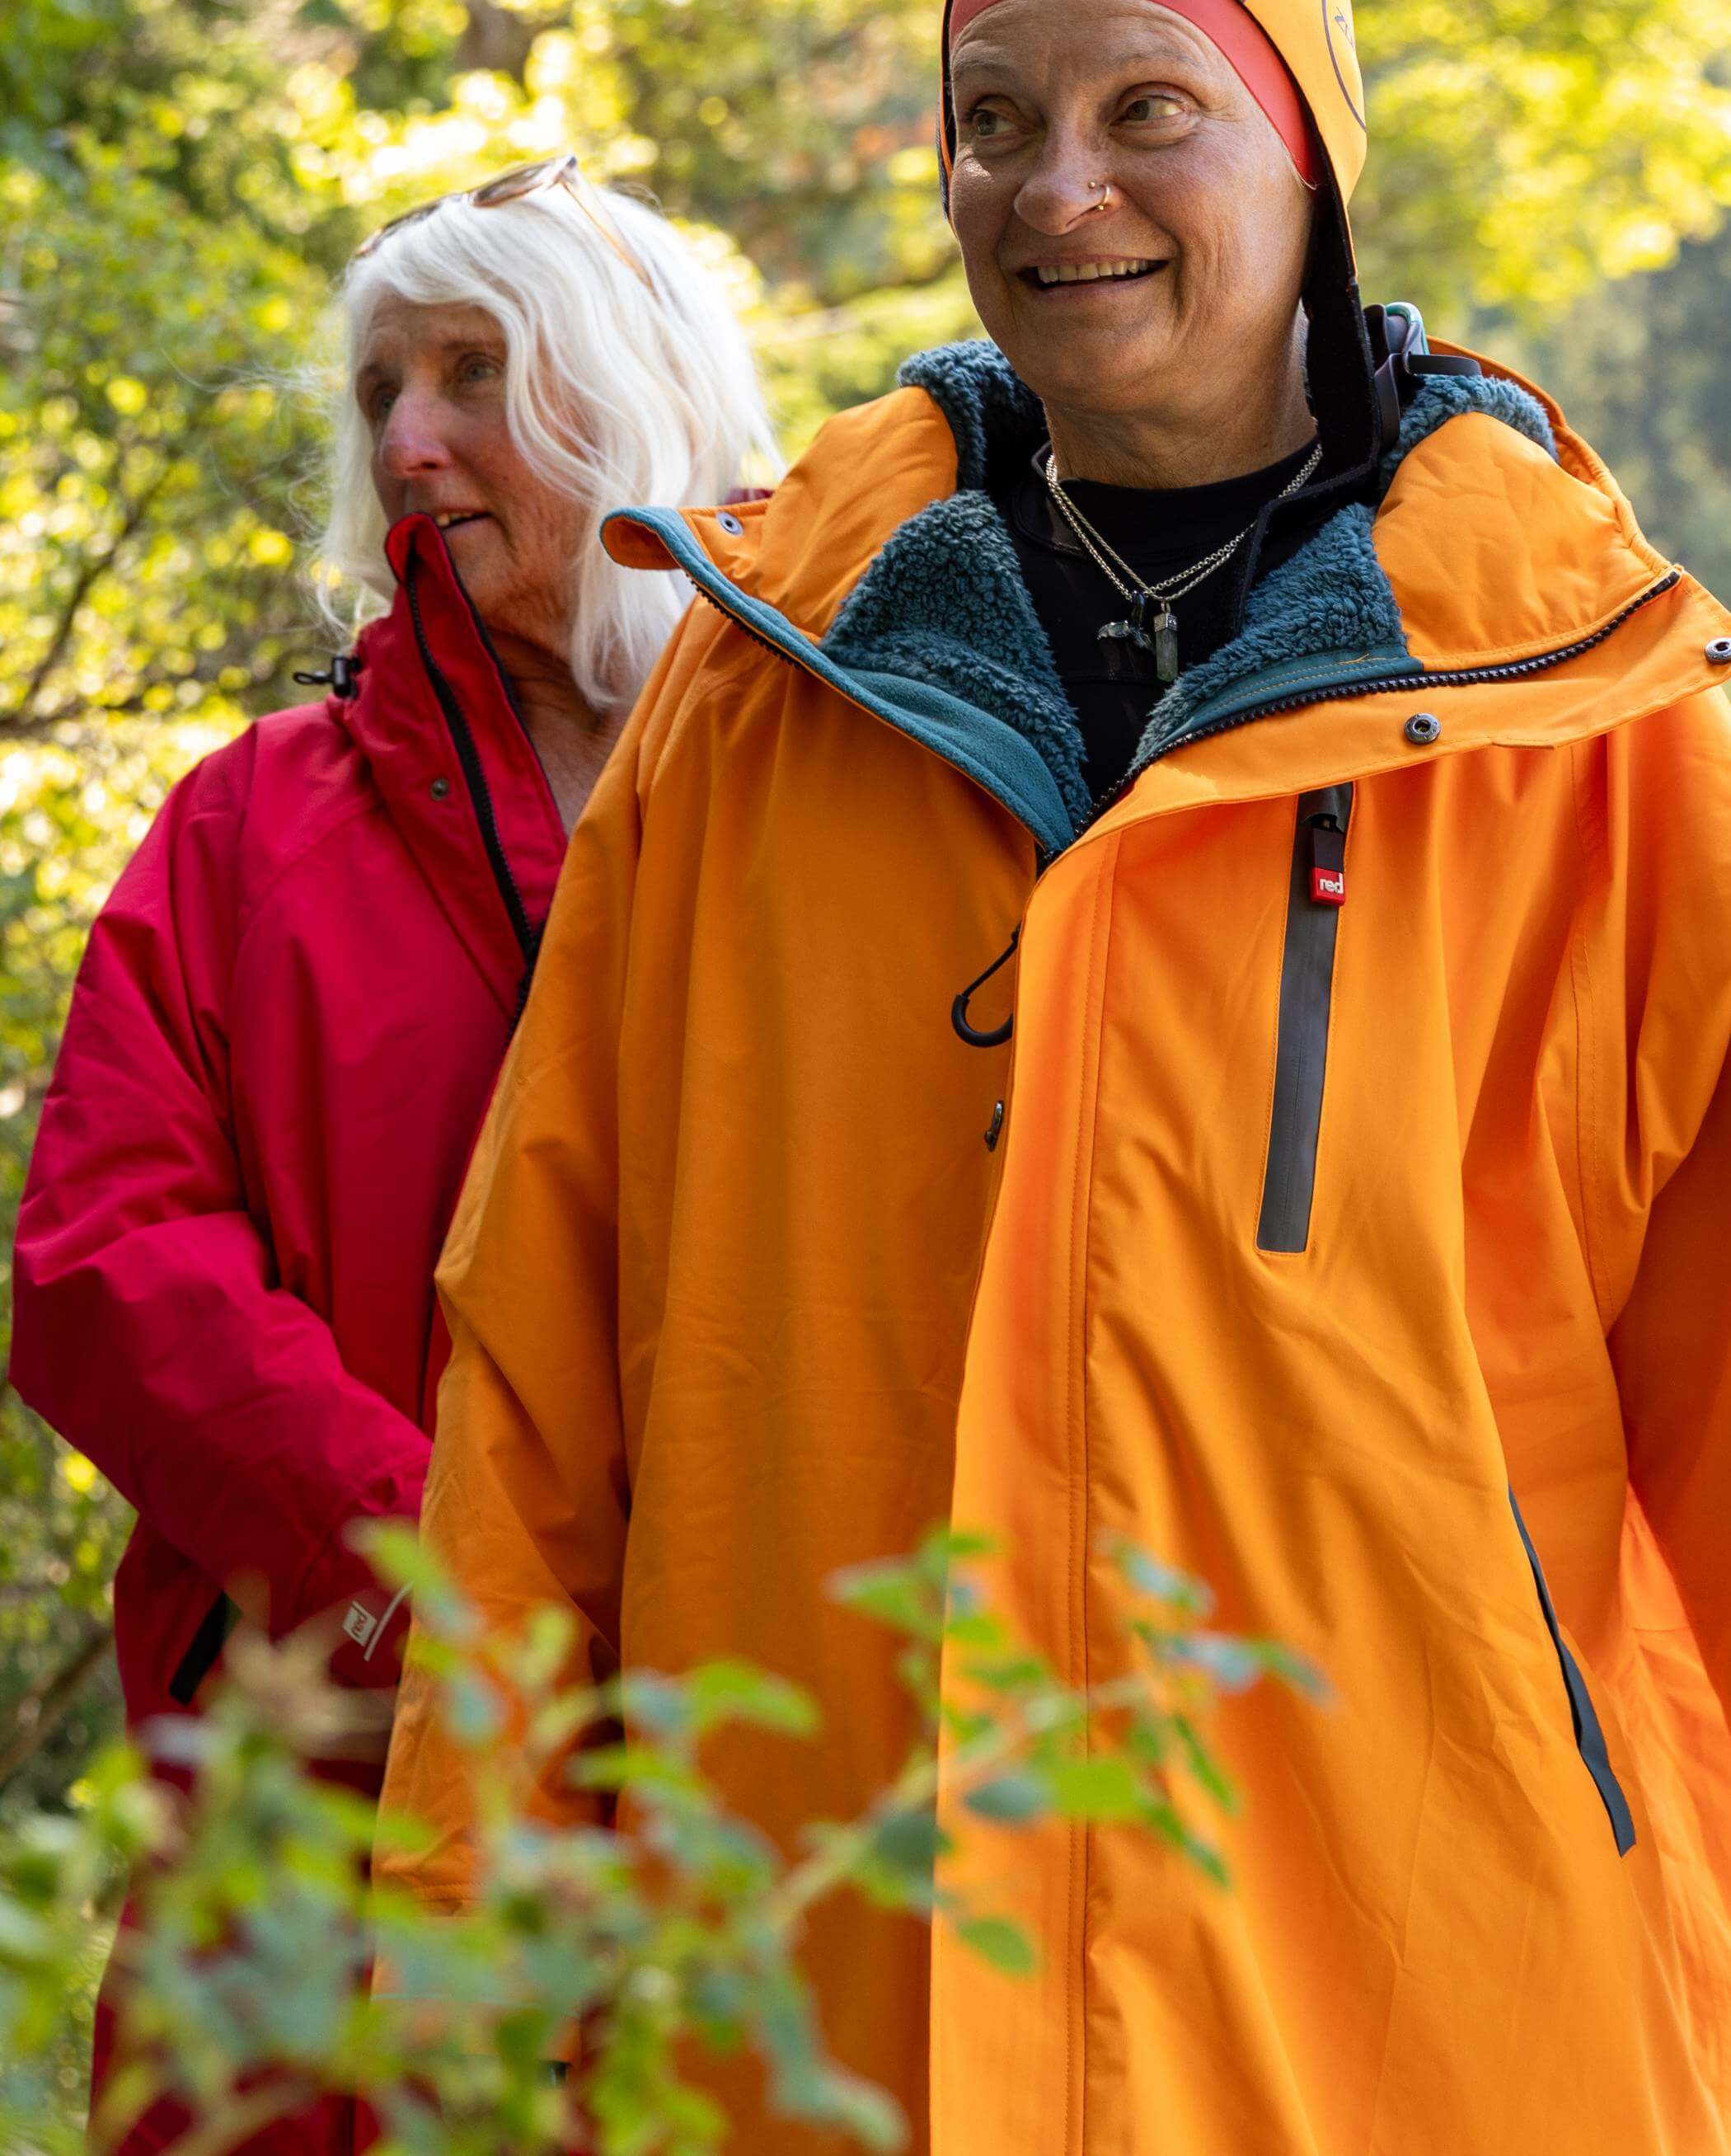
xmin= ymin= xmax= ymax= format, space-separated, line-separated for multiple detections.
xmin=10 ymin=514 xmax=567 ymax=2151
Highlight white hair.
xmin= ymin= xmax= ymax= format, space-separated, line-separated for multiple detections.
xmin=320 ymin=175 xmax=781 ymax=714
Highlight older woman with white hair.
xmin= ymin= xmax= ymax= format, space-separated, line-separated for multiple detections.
xmin=11 ymin=156 xmax=776 ymax=2156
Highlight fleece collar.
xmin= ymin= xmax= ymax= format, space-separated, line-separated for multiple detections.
xmin=825 ymin=339 xmax=1561 ymax=792
xmin=605 ymin=334 xmax=1725 ymax=855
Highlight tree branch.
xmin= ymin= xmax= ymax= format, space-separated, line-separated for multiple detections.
xmin=2 ymin=467 xmax=171 ymax=734
xmin=0 ymin=1618 xmax=115 ymax=1789
xmin=0 ymin=627 xmax=302 ymax=743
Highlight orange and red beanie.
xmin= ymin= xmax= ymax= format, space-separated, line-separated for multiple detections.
xmin=937 ymin=0 xmax=1367 ymax=219
xmin=941 ymin=0 xmax=1322 ymax=193
xmin=933 ymin=0 xmax=1387 ymax=472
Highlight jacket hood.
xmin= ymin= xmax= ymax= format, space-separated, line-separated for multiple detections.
xmin=606 ymin=338 xmax=1731 ymax=853
xmin=333 ymin=514 xmax=567 ymax=989
xmin=614 ymin=336 xmax=1666 ymax=663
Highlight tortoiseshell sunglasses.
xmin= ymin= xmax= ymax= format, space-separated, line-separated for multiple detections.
xmin=349 ymin=154 xmax=650 ymax=289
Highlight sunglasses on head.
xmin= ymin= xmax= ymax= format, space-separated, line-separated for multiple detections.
xmin=349 ymin=154 xmax=651 ymax=289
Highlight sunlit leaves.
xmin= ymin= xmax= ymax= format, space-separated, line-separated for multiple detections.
xmin=1 ymin=1529 xmax=1324 ymax=2153
xmin=1353 ymin=0 xmax=1731 ymax=315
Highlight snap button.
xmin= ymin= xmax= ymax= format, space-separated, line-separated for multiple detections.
xmin=1706 ymin=637 xmax=1731 ymax=665
xmin=430 ymin=777 xmax=451 ymax=801
xmin=984 ymin=1100 xmax=1005 ymax=1153
xmin=1405 ymin=712 xmax=1442 ymax=746
xmin=716 ymin=510 xmax=744 ymax=536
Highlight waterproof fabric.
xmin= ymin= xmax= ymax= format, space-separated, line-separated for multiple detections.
xmin=931 ymin=358 xmax=1731 ymax=2155
xmin=377 ymin=325 xmax=1731 ymax=2150
xmin=11 ymin=514 xmax=565 ymax=2154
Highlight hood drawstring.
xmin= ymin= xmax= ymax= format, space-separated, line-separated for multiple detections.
xmin=293 ymin=652 xmax=363 ymax=699
xmin=951 ymin=926 xmax=1020 ymax=1048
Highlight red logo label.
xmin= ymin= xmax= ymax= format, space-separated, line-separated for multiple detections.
xmin=1311 ymin=867 xmax=1346 ymax=906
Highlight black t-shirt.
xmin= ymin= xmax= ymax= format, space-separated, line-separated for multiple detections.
xmin=994 ymin=441 xmax=1332 ymax=801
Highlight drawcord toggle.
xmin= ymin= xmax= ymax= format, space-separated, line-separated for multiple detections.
xmin=951 ymin=926 xmax=1021 ymax=1049
xmin=293 ymin=652 xmax=363 ymax=699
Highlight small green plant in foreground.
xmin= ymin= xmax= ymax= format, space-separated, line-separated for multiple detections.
xmin=0 ymin=1531 xmax=1322 ymax=2156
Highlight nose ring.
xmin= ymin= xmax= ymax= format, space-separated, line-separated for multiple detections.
xmin=1091 ymin=181 xmax=1114 ymax=213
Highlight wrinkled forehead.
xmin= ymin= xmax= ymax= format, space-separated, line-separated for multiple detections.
xmin=950 ymin=3 xmax=1228 ymax=88
xmin=353 ymin=294 xmax=505 ymax=375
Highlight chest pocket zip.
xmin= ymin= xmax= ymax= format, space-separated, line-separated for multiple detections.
xmin=1257 ymin=785 xmax=1353 ymax=1253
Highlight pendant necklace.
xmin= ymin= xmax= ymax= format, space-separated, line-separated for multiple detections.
xmin=1042 ymin=441 xmax=1323 ymax=685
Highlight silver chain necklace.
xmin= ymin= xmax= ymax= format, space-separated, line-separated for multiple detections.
xmin=1042 ymin=441 xmax=1324 ymax=684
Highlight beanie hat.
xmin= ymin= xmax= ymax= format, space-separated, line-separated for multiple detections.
xmin=939 ymin=0 xmax=1366 ymax=214
xmin=935 ymin=0 xmax=1389 ymax=477
xmin=944 ymin=0 xmax=1325 ymax=192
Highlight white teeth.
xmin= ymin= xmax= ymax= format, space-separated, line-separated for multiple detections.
xmin=1034 ymin=259 xmax=1154 ymax=286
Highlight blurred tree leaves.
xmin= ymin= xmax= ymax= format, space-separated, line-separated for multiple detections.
xmin=1354 ymin=0 xmax=1731 ymax=313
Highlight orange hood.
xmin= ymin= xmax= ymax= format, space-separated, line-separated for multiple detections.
xmin=606 ymin=339 xmax=1731 ymax=852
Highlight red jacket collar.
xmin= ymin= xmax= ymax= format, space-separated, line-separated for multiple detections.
xmin=333 ymin=514 xmax=568 ymax=1012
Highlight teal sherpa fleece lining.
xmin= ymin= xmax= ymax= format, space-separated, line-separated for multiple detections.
xmin=1137 ymin=502 xmax=1407 ymax=757
xmin=898 ymin=341 xmax=1044 ymax=492
xmin=823 ymin=339 xmax=1562 ymax=812
xmin=823 ymin=489 xmax=1093 ymax=829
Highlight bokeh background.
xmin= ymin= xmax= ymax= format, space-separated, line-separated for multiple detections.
xmin=2 ymin=0 xmax=1730 ymax=2113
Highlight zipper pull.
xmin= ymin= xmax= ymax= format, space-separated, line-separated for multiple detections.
xmin=1307 ymin=815 xmax=1347 ymax=906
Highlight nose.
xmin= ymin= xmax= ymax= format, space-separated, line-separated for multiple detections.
xmin=376 ymin=384 xmax=454 ymax=484
xmin=1014 ymin=126 xmax=1111 ymax=237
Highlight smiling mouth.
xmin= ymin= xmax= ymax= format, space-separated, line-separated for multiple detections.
xmin=431 ymin=510 xmax=489 ymax=531
xmin=1022 ymin=259 xmax=1168 ymax=289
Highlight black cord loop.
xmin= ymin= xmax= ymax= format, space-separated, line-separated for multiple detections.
xmin=951 ymin=926 xmax=1021 ymax=1049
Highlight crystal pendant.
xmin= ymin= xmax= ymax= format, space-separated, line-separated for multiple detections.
xmin=1097 ymin=594 xmax=1180 ymax=683
xmin=1152 ymin=605 xmax=1179 ymax=684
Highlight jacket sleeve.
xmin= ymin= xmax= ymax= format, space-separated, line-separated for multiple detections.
xmin=1602 ymin=689 xmax=1731 ymax=1710
xmin=376 ymin=646 xmax=676 ymax=1911
xmin=10 ymin=745 xmax=428 ymax=1683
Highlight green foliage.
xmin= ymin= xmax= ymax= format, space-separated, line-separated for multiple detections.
xmin=0 ymin=1533 xmax=1317 ymax=2154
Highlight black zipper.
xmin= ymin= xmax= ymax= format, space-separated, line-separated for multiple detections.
xmin=168 ymin=1591 xmax=236 ymax=1705
xmin=1508 ymin=1491 xmax=1636 ymax=1854
xmin=405 ymin=564 xmax=540 ymax=977
xmin=1085 ymin=571 xmax=1682 ymax=833
xmin=1257 ymin=785 xmax=1353 ymax=1253
xmin=683 ymin=549 xmax=1678 ymax=1101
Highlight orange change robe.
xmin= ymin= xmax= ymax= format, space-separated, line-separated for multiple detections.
xmin=379 ymin=341 xmax=1731 ymax=2152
